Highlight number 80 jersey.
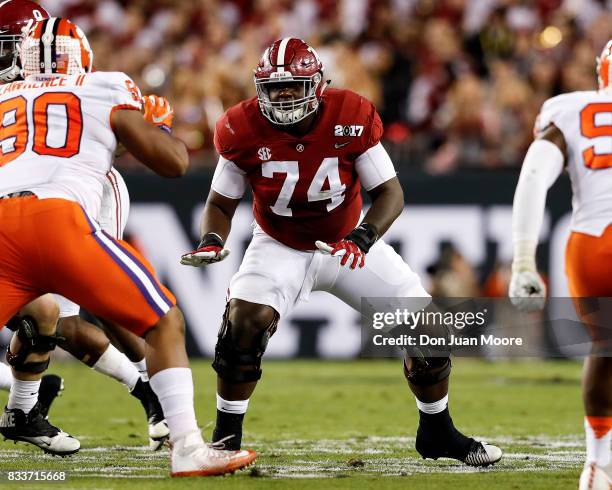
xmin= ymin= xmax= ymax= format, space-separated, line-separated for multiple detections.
xmin=213 ymin=88 xmax=396 ymax=251
xmin=0 ymin=72 xmax=142 ymax=219
xmin=535 ymin=90 xmax=612 ymax=236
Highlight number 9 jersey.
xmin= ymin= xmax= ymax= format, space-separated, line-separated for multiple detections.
xmin=212 ymin=88 xmax=397 ymax=251
xmin=535 ymin=90 xmax=612 ymax=237
xmin=0 ymin=71 xmax=142 ymax=219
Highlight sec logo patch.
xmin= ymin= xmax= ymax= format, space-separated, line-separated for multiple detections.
xmin=257 ymin=147 xmax=272 ymax=161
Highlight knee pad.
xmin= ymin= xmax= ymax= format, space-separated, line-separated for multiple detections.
xmin=403 ymin=355 xmax=452 ymax=387
xmin=6 ymin=315 xmax=65 ymax=374
xmin=212 ymin=303 xmax=279 ymax=383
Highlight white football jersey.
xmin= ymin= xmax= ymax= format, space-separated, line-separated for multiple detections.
xmin=536 ymin=90 xmax=612 ymax=236
xmin=0 ymin=71 xmax=142 ymax=219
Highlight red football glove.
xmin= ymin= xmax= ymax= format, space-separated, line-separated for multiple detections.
xmin=315 ymin=239 xmax=365 ymax=269
xmin=315 ymin=224 xmax=379 ymax=270
xmin=180 ymin=233 xmax=230 ymax=267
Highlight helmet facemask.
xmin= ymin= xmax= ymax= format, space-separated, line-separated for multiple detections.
xmin=0 ymin=33 xmax=21 ymax=82
xmin=256 ymin=72 xmax=322 ymax=125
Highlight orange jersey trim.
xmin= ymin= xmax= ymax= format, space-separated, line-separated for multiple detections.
xmin=109 ymin=103 xmax=141 ymax=133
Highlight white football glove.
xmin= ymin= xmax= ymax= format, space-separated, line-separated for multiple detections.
xmin=180 ymin=246 xmax=230 ymax=267
xmin=509 ymin=270 xmax=546 ymax=312
xmin=180 ymin=233 xmax=230 ymax=267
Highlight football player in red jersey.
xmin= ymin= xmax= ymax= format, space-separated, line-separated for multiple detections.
xmin=182 ymin=38 xmax=502 ymax=467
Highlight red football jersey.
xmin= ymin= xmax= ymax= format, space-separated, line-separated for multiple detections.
xmin=214 ymin=88 xmax=383 ymax=251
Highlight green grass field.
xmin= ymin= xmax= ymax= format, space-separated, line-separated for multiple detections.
xmin=0 ymin=359 xmax=585 ymax=489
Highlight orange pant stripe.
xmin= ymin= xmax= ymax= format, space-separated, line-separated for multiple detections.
xmin=80 ymin=209 xmax=174 ymax=317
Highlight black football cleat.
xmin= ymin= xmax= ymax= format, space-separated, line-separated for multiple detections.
xmin=37 ymin=374 xmax=64 ymax=419
xmin=415 ymin=408 xmax=502 ymax=467
xmin=462 ymin=439 xmax=503 ymax=467
xmin=0 ymin=402 xmax=80 ymax=455
xmin=130 ymin=379 xmax=169 ymax=450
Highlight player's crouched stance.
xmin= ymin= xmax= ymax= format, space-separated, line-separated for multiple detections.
xmin=182 ymin=38 xmax=502 ymax=468
xmin=0 ymin=17 xmax=254 ymax=476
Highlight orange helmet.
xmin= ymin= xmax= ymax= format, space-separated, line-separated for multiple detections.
xmin=19 ymin=17 xmax=93 ymax=78
xmin=597 ymin=40 xmax=612 ymax=92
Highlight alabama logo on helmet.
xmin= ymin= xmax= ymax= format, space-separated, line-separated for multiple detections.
xmin=20 ymin=17 xmax=93 ymax=78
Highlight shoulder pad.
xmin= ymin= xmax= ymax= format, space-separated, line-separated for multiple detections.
xmin=336 ymin=89 xmax=382 ymax=150
xmin=535 ymin=91 xmax=592 ymax=135
xmin=214 ymin=99 xmax=257 ymax=157
xmin=89 ymin=71 xmax=142 ymax=109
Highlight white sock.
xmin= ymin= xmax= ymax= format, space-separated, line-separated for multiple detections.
xmin=92 ymin=344 xmax=140 ymax=391
xmin=7 ymin=379 xmax=40 ymax=414
xmin=216 ymin=393 xmax=249 ymax=414
xmin=585 ymin=418 xmax=612 ymax=466
xmin=0 ymin=362 xmax=13 ymax=391
xmin=133 ymin=358 xmax=149 ymax=382
xmin=149 ymin=368 xmax=198 ymax=442
xmin=416 ymin=394 xmax=449 ymax=414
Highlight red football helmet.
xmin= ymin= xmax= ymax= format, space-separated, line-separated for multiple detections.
xmin=254 ymin=37 xmax=327 ymax=125
xmin=0 ymin=0 xmax=49 ymax=82
xmin=597 ymin=39 xmax=612 ymax=92
xmin=20 ymin=17 xmax=93 ymax=78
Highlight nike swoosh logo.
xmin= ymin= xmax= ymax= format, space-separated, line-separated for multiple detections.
xmin=335 ymin=141 xmax=351 ymax=149
xmin=152 ymin=112 xmax=171 ymax=124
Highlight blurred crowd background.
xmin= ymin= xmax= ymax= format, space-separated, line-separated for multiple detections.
xmin=32 ymin=0 xmax=609 ymax=300
xmin=40 ymin=0 xmax=611 ymax=173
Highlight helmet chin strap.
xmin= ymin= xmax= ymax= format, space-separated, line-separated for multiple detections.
xmin=320 ymin=79 xmax=331 ymax=95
